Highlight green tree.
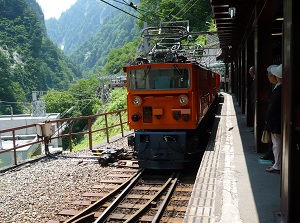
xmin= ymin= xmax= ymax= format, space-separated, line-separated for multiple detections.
xmin=43 ymin=89 xmax=74 ymax=115
xmin=136 ymin=0 xmax=212 ymax=31
xmin=0 ymin=51 xmax=26 ymax=114
xmin=105 ymin=88 xmax=127 ymax=112
xmin=0 ymin=0 xmax=82 ymax=112
xmin=104 ymin=39 xmax=140 ymax=74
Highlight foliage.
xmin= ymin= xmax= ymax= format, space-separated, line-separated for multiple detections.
xmin=72 ymin=87 xmax=129 ymax=152
xmin=45 ymin=0 xmax=118 ymax=55
xmin=44 ymin=0 xmax=212 ymax=80
xmin=0 ymin=50 xmax=26 ymax=114
xmin=43 ymin=89 xmax=74 ymax=115
xmin=69 ymin=3 xmax=141 ymax=76
xmin=0 ymin=0 xmax=215 ymax=149
xmin=43 ymin=75 xmax=128 ymax=151
xmin=103 ymin=39 xmax=140 ymax=74
xmin=43 ymin=75 xmax=104 ymax=150
xmin=0 ymin=0 xmax=82 ymax=115
xmin=44 ymin=75 xmax=102 ymax=118
xmin=104 ymin=88 xmax=127 ymax=112
xmin=136 ymin=0 xmax=213 ymax=31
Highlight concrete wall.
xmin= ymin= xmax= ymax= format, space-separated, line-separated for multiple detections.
xmin=0 ymin=113 xmax=60 ymax=136
xmin=0 ymin=113 xmax=61 ymax=169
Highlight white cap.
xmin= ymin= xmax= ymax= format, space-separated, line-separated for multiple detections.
xmin=267 ymin=64 xmax=277 ymax=73
xmin=270 ymin=64 xmax=282 ymax=78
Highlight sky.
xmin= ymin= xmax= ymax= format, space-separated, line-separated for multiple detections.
xmin=36 ymin=0 xmax=77 ymax=19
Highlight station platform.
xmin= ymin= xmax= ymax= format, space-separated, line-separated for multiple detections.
xmin=184 ymin=92 xmax=281 ymax=223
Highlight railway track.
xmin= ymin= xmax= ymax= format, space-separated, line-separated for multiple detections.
xmin=47 ymin=168 xmax=195 ymax=223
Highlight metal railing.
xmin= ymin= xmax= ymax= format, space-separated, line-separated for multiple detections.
xmin=0 ymin=109 xmax=128 ymax=167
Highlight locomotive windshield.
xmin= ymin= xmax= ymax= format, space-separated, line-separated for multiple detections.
xmin=128 ymin=67 xmax=190 ymax=90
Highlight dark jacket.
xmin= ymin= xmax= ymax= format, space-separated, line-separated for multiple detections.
xmin=264 ymin=84 xmax=282 ymax=134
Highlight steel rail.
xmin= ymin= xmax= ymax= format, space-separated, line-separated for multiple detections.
xmin=63 ymin=168 xmax=143 ymax=223
xmin=72 ymin=213 xmax=94 ymax=223
xmin=94 ymin=169 xmax=145 ymax=223
xmin=123 ymin=171 xmax=177 ymax=223
xmin=151 ymin=172 xmax=180 ymax=223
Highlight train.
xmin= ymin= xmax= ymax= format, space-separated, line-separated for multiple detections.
xmin=111 ymin=75 xmax=127 ymax=88
xmin=124 ymin=23 xmax=220 ymax=169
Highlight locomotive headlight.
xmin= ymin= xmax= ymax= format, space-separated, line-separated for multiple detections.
xmin=132 ymin=96 xmax=142 ymax=106
xmin=131 ymin=113 xmax=141 ymax=122
xmin=178 ymin=95 xmax=188 ymax=105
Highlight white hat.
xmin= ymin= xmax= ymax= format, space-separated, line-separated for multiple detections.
xmin=270 ymin=64 xmax=282 ymax=78
xmin=267 ymin=64 xmax=277 ymax=73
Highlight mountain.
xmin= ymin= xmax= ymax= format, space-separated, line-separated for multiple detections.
xmin=0 ymin=0 xmax=82 ymax=114
xmin=45 ymin=0 xmax=140 ymax=76
xmin=70 ymin=11 xmax=140 ymax=75
xmin=46 ymin=0 xmax=114 ymax=55
xmin=45 ymin=0 xmax=141 ymax=55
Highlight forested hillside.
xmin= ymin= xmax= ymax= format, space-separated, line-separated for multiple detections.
xmin=0 ymin=0 xmax=213 ymax=116
xmin=46 ymin=0 xmax=123 ymax=55
xmin=0 ymin=0 xmax=82 ymax=114
xmin=45 ymin=0 xmax=141 ymax=76
xmin=70 ymin=13 xmax=140 ymax=76
xmin=45 ymin=0 xmax=212 ymax=77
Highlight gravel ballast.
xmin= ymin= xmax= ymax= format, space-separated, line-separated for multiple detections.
xmin=0 ymin=138 xmax=131 ymax=223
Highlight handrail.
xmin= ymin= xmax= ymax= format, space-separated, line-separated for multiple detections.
xmin=0 ymin=108 xmax=128 ymax=167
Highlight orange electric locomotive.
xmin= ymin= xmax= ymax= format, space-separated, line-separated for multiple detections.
xmin=124 ymin=22 xmax=220 ymax=169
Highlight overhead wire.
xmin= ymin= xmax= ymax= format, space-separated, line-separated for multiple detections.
xmin=98 ymin=0 xmax=140 ymax=20
xmin=172 ymin=0 xmax=200 ymax=21
xmin=132 ymin=6 xmax=158 ymax=25
xmin=110 ymin=0 xmax=159 ymax=25
xmin=98 ymin=0 xmax=151 ymax=23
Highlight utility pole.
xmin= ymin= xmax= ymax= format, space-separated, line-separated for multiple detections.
xmin=0 ymin=134 xmax=3 ymax=151
xmin=32 ymin=91 xmax=47 ymax=117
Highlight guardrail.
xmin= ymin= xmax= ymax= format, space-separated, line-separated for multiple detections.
xmin=0 ymin=109 xmax=128 ymax=166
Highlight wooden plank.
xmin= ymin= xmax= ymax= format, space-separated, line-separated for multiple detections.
xmin=140 ymin=216 xmax=184 ymax=223
xmin=107 ymin=174 xmax=134 ymax=178
xmin=140 ymin=215 xmax=154 ymax=222
xmin=72 ymin=200 xmax=93 ymax=206
xmin=161 ymin=217 xmax=183 ymax=223
xmin=166 ymin=206 xmax=187 ymax=212
xmin=97 ymin=213 xmax=184 ymax=222
xmin=150 ymin=206 xmax=186 ymax=212
xmin=118 ymin=203 xmax=143 ymax=209
xmin=100 ymin=179 xmax=125 ymax=184
xmin=170 ymin=196 xmax=190 ymax=201
xmin=97 ymin=202 xmax=143 ymax=209
xmin=139 ymin=180 xmax=167 ymax=184
xmin=85 ymin=193 xmax=189 ymax=200
xmin=97 ymin=194 xmax=190 ymax=200
xmin=92 ymin=184 xmax=118 ymax=189
xmin=175 ymin=187 xmax=193 ymax=192
xmin=95 ymin=203 xmax=186 ymax=212
xmin=109 ymin=213 xmax=129 ymax=220
xmin=94 ymin=212 xmax=102 ymax=217
xmin=46 ymin=221 xmax=60 ymax=223
xmin=134 ymin=186 xmax=160 ymax=191
xmin=161 ymin=217 xmax=185 ymax=223
xmin=58 ymin=209 xmax=80 ymax=216
xmin=127 ymin=194 xmax=152 ymax=199
xmin=82 ymin=192 xmax=106 ymax=197
xmin=112 ymin=169 xmax=139 ymax=172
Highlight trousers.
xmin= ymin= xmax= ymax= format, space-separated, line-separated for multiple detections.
xmin=271 ymin=133 xmax=282 ymax=170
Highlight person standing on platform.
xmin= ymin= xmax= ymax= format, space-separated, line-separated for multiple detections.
xmin=248 ymin=66 xmax=255 ymax=114
xmin=248 ymin=66 xmax=255 ymax=129
xmin=221 ymin=75 xmax=225 ymax=91
xmin=260 ymin=65 xmax=277 ymax=162
xmin=264 ymin=64 xmax=283 ymax=173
